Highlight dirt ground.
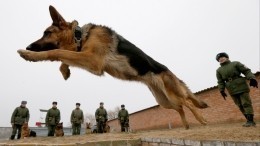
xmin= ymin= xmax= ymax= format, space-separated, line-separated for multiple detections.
xmin=1 ymin=122 xmax=259 ymax=145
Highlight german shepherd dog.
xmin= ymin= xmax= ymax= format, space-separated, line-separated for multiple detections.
xmin=18 ymin=5 xmax=208 ymax=129
xmin=21 ymin=123 xmax=36 ymax=138
xmin=55 ymin=122 xmax=64 ymax=137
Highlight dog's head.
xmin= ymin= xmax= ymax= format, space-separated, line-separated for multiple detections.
xmin=86 ymin=122 xmax=91 ymax=129
xmin=26 ymin=5 xmax=78 ymax=52
xmin=22 ymin=123 xmax=29 ymax=130
xmin=56 ymin=122 xmax=63 ymax=130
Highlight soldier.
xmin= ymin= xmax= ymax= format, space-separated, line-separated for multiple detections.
xmin=216 ymin=52 xmax=258 ymax=127
xmin=10 ymin=101 xmax=30 ymax=140
xmin=70 ymin=103 xmax=84 ymax=135
xmin=118 ymin=104 xmax=129 ymax=132
xmin=45 ymin=101 xmax=61 ymax=136
xmin=95 ymin=102 xmax=108 ymax=133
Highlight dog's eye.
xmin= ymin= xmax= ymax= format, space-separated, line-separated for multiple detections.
xmin=43 ymin=31 xmax=52 ymax=36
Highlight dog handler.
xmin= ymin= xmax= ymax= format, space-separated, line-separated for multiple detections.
xmin=216 ymin=52 xmax=258 ymax=127
xmin=46 ymin=101 xmax=60 ymax=136
xmin=71 ymin=103 xmax=84 ymax=135
xmin=118 ymin=104 xmax=129 ymax=132
xmin=95 ymin=102 xmax=108 ymax=133
xmin=10 ymin=101 xmax=30 ymax=140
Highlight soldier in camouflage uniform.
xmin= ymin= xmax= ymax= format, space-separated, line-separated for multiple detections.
xmin=45 ymin=101 xmax=61 ymax=136
xmin=118 ymin=104 xmax=129 ymax=132
xmin=70 ymin=103 xmax=84 ymax=135
xmin=216 ymin=52 xmax=258 ymax=127
xmin=10 ymin=101 xmax=30 ymax=140
xmin=95 ymin=102 xmax=108 ymax=133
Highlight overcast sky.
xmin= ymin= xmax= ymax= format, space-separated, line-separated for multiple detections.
xmin=0 ymin=0 xmax=259 ymax=127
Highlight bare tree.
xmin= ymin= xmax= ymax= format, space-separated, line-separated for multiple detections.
xmin=85 ymin=112 xmax=96 ymax=127
xmin=107 ymin=106 xmax=120 ymax=120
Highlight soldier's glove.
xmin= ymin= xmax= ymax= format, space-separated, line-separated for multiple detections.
xmin=249 ymin=79 xmax=258 ymax=88
xmin=220 ymin=91 xmax=227 ymax=100
xmin=96 ymin=119 xmax=99 ymax=122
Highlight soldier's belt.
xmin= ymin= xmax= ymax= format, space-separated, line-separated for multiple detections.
xmin=225 ymin=76 xmax=241 ymax=82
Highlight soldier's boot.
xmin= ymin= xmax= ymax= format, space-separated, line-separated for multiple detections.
xmin=17 ymin=134 xmax=21 ymax=139
xmin=10 ymin=135 xmax=15 ymax=140
xmin=243 ymin=114 xmax=256 ymax=127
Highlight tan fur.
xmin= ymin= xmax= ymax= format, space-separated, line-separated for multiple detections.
xmin=18 ymin=5 xmax=208 ymax=129
xmin=21 ymin=123 xmax=30 ymax=139
xmin=55 ymin=122 xmax=64 ymax=137
xmin=85 ymin=122 xmax=91 ymax=134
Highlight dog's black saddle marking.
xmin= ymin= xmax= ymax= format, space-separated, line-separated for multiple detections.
xmin=117 ymin=35 xmax=168 ymax=76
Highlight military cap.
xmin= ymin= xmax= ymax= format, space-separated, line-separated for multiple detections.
xmin=76 ymin=103 xmax=80 ymax=106
xmin=121 ymin=104 xmax=125 ymax=107
xmin=100 ymin=102 xmax=104 ymax=105
xmin=216 ymin=52 xmax=229 ymax=61
xmin=52 ymin=101 xmax=57 ymax=105
xmin=21 ymin=101 xmax=27 ymax=104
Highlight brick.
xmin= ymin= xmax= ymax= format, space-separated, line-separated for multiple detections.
xmin=236 ymin=142 xmax=258 ymax=146
xmin=223 ymin=141 xmax=236 ymax=146
xmin=144 ymin=138 xmax=153 ymax=143
xmin=201 ymin=140 xmax=224 ymax=146
xmin=160 ymin=138 xmax=171 ymax=144
xmin=153 ymin=138 xmax=161 ymax=143
xmin=184 ymin=139 xmax=201 ymax=146
xmin=171 ymin=138 xmax=184 ymax=145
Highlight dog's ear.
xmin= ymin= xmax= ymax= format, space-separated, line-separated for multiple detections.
xmin=49 ymin=5 xmax=68 ymax=29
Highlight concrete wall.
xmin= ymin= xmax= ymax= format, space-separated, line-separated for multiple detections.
xmin=108 ymin=72 xmax=260 ymax=131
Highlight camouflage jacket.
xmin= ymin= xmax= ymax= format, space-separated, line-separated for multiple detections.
xmin=216 ymin=60 xmax=255 ymax=95
xmin=95 ymin=107 xmax=107 ymax=122
xmin=118 ymin=109 xmax=129 ymax=121
xmin=45 ymin=107 xmax=60 ymax=125
xmin=11 ymin=106 xmax=30 ymax=125
xmin=70 ymin=108 xmax=84 ymax=124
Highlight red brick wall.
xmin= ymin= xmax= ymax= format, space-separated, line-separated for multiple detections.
xmin=108 ymin=73 xmax=260 ymax=131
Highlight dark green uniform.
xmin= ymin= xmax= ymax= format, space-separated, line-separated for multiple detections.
xmin=10 ymin=106 xmax=30 ymax=139
xmin=45 ymin=107 xmax=60 ymax=136
xmin=118 ymin=109 xmax=129 ymax=132
xmin=95 ymin=107 xmax=107 ymax=133
xmin=71 ymin=108 xmax=84 ymax=135
xmin=216 ymin=60 xmax=256 ymax=126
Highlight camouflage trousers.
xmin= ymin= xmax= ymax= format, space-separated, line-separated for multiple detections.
xmin=72 ymin=123 xmax=81 ymax=135
xmin=231 ymin=92 xmax=254 ymax=115
xmin=47 ymin=125 xmax=56 ymax=136
xmin=11 ymin=124 xmax=22 ymax=139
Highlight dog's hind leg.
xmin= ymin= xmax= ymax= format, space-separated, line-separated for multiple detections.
xmin=177 ymin=107 xmax=189 ymax=129
xmin=184 ymin=99 xmax=207 ymax=125
xmin=59 ymin=63 xmax=70 ymax=80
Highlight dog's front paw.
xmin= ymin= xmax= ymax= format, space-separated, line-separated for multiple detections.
xmin=17 ymin=49 xmax=40 ymax=62
xmin=60 ymin=64 xmax=71 ymax=80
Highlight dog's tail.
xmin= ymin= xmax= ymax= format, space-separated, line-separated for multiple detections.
xmin=188 ymin=93 xmax=208 ymax=109
xmin=178 ymin=79 xmax=208 ymax=109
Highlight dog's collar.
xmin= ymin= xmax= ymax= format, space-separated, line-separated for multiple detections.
xmin=74 ymin=26 xmax=82 ymax=52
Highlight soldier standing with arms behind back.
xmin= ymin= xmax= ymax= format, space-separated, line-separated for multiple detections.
xmin=216 ymin=52 xmax=258 ymax=127
xmin=118 ymin=104 xmax=129 ymax=132
xmin=71 ymin=103 xmax=84 ymax=135
xmin=95 ymin=102 xmax=108 ymax=133
xmin=10 ymin=101 xmax=30 ymax=140
xmin=46 ymin=101 xmax=60 ymax=136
